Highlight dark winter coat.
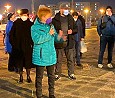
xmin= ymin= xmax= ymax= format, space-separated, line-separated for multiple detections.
xmin=74 ymin=19 xmax=83 ymax=42
xmin=52 ymin=12 xmax=77 ymax=49
xmin=9 ymin=18 xmax=33 ymax=69
xmin=78 ymin=15 xmax=85 ymax=38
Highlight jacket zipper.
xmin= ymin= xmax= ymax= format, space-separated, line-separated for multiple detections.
xmin=40 ymin=48 xmax=42 ymax=58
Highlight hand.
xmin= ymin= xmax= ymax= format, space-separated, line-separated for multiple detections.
xmin=81 ymin=38 xmax=84 ymax=41
xmin=58 ymin=30 xmax=63 ymax=37
xmin=49 ymin=28 xmax=54 ymax=35
xmin=62 ymin=36 xmax=67 ymax=41
xmin=68 ymin=29 xmax=72 ymax=34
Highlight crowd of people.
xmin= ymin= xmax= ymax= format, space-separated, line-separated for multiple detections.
xmin=4 ymin=3 xmax=115 ymax=98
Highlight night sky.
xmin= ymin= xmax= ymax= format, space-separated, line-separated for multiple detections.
xmin=0 ymin=0 xmax=115 ymax=12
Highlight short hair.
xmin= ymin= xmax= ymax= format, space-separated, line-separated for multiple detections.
xmin=106 ymin=6 xmax=112 ymax=10
xmin=37 ymin=7 xmax=52 ymax=20
xmin=59 ymin=3 xmax=70 ymax=9
xmin=20 ymin=9 xmax=29 ymax=16
xmin=72 ymin=12 xmax=78 ymax=17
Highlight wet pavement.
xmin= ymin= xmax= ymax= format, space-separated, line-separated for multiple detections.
xmin=0 ymin=27 xmax=115 ymax=98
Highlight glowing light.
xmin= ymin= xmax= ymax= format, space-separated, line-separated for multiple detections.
xmin=4 ymin=5 xmax=11 ymax=10
xmin=0 ymin=14 xmax=2 ymax=20
xmin=84 ymin=9 xmax=89 ymax=13
xmin=17 ymin=10 xmax=21 ymax=14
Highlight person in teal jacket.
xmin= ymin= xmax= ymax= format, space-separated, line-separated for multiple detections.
xmin=31 ymin=7 xmax=63 ymax=98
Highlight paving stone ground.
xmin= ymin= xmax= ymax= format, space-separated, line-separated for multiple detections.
xmin=0 ymin=27 xmax=115 ymax=98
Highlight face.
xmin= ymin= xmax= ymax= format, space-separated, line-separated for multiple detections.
xmin=60 ymin=8 xmax=69 ymax=16
xmin=73 ymin=16 xmax=78 ymax=21
xmin=10 ymin=14 xmax=15 ymax=21
xmin=73 ymin=16 xmax=78 ymax=19
xmin=20 ymin=14 xmax=29 ymax=21
xmin=20 ymin=14 xmax=28 ymax=17
xmin=41 ymin=14 xmax=51 ymax=23
xmin=106 ymin=8 xmax=112 ymax=16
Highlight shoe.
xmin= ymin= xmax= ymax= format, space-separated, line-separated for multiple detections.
xmin=98 ymin=64 xmax=103 ymax=68
xmin=8 ymin=68 xmax=15 ymax=72
xmin=49 ymin=95 xmax=55 ymax=98
xmin=107 ymin=63 xmax=113 ymax=68
xmin=80 ymin=52 xmax=82 ymax=58
xmin=18 ymin=75 xmax=23 ymax=83
xmin=27 ymin=76 xmax=32 ymax=83
xmin=37 ymin=96 xmax=43 ymax=98
xmin=14 ymin=68 xmax=19 ymax=73
xmin=68 ymin=74 xmax=76 ymax=80
xmin=77 ymin=64 xmax=82 ymax=67
xmin=55 ymin=75 xmax=61 ymax=81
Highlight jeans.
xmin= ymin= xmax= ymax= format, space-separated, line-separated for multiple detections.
xmin=35 ymin=65 xmax=55 ymax=97
xmin=98 ymin=35 xmax=114 ymax=64
xmin=75 ymin=41 xmax=81 ymax=64
xmin=55 ymin=48 xmax=75 ymax=76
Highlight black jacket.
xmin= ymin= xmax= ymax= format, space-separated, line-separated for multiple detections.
xmin=9 ymin=18 xmax=33 ymax=68
xmin=52 ymin=12 xmax=77 ymax=49
xmin=78 ymin=15 xmax=85 ymax=38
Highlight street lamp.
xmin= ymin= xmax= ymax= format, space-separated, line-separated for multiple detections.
xmin=4 ymin=4 xmax=11 ymax=13
xmin=70 ymin=9 xmax=74 ymax=14
xmin=31 ymin=0 xmax=35 ymax=14
xmin=71 ymin=0 xmax=74 ymax=9
xmin=84 ymin=9 xmax=89 ymax=22
xmin=100 ymin=9 xmax=104 ymax=16
xmin=17 ymin=10 xmax=21 ymax=14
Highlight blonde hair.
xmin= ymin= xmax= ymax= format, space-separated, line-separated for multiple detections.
xmin=37 ymin=6 xmax=52 ymax=20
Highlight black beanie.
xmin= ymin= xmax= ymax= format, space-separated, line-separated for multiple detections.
xmin=20 ymin=9 xmax=29 ymax=15
xmin=7 ymin=13 xmax=14 ymax=20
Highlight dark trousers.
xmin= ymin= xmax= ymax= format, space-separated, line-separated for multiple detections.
xmin=55 ymin=48 xmax=75 ymax=76
xmin=75 ymin=41 xmax=81 ymax=64
xmin=98 ymin=36 xmax=114 ymax=64
xmin=35 ymin=65 xmax=55 ymax=97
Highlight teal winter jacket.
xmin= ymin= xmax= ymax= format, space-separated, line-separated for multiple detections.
xmin=31 ymin=18 xmax=63 ymax=66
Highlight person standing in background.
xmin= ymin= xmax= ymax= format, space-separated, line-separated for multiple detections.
xmin=5 ymin=13 xmax=18 ymax=72
xmin=77 ymin=11 xmax=85 ymax=38
xmin=72 ymin=12 xmax=84 ymax=67
xmin=52 ymin=3 xmax=77 ymax=81
xmin=97 ymin=6 xmax=115 ymax=68
xmin=9 ymin=9 xmax=33 ymax=83
xmin=77 ymin=11 xmax=86 ymax=58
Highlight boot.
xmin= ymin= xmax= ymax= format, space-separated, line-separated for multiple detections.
xmin=18 ymin=72 xmax=23 ymax=83
xmin=26 ymin=69 xmax=32 ymax=83
xmin=49 ymin=95 xmax=55 ymax=98
xmin=27 ymin=76 xmax=32 ymax=83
